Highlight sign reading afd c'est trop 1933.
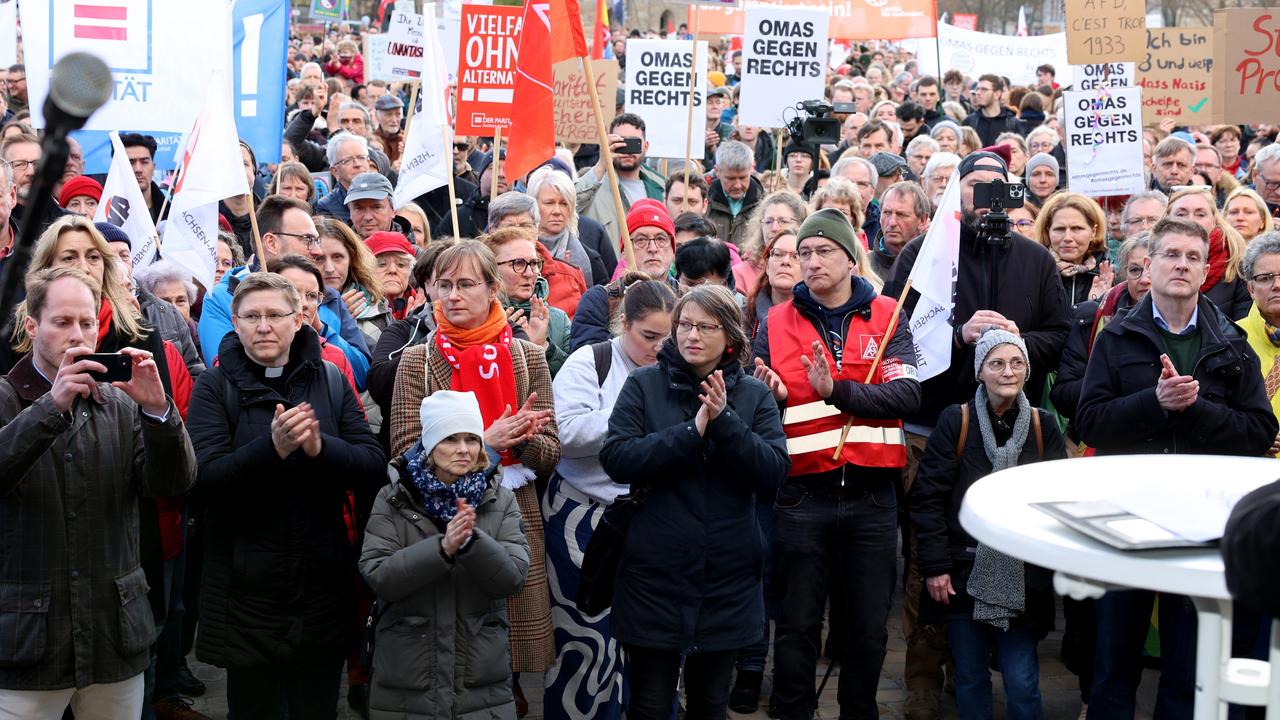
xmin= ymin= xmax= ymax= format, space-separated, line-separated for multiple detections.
xmin=624 ymin=39 xmax=708 ymax=159
xmin=1064 ymin=86 xmax=1145 ymax=197
xmin=736 ymin=6 xmax=829 ymax=128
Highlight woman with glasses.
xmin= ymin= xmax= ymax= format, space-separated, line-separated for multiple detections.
xmin=390 ymin=240 xmax=559 ymax=715
xmin=912 ymin=329 xmax=1067 ymax=720
xmin=483 ymin=227 xmax=573 ymax=377
xmin=1032 ymin=193 xmax=1113 ymax=307
xmin=1224 ymin=187 xmax=1275 ymax=243
xmin=734 ymin=191 xmax=807 ymax=297
xmin=1006 ymin=198 xmax=1040 ymax=240
xmin=600 ymin=285 xmax=789 ymax=719
xmin=1166 ymin=187 xmax=1251 ymax=320
xmin=746 ymin=231 xmax=801 ymax=339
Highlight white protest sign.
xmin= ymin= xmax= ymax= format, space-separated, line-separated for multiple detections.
xmin=737 ymin=6 xmax=828 ymax=128
xmin=1072 ymin=62 xmax=1134 ymax=90
xmin=365 ymin=33 xmax=394 ymax=81
xmin=386 ymin=9 xmax=425 ymax=79
xmin=624 ymin=39 xmax=708 ymax=159
xmin=0 ymin=1 xmax=15 ymax=68
xmin=905 ymin=23 xmax=1074 ymax=87
xmin=1064 ymin=86 xmax=1145 ymax=197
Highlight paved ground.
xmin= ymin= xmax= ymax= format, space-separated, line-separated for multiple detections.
xmin=186 ymin=591 xmax=1159 ymax=719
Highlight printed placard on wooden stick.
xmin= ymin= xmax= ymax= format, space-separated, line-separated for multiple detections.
xmin=624 ymin=39 xmax=708 ymax=159
xmin=737 ymin=5 xmax=829 ymax=128
xmin=455 ymin=4 xmax=522 ymax=135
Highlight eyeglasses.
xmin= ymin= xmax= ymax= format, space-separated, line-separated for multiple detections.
xmin=1124 ymin=216 xmax=1161 ymax=229
xmin=676 ymin=320 xmax=722 ymax=335
xmin=435 ymin=279 xmax=484 ymax=296
xmin=1258 ymin=175 xmax=1280 ymax=193
xmin=1194 ymin=162 xmax=1220 ymax=172
xmin=768 ymin=248 xmax=799 ymax=262
xmin=332 ymin=154 xmax=370 ymax=168
xmin=632 ymin=235 xmax=671 ymax=250
xmin=761 ymin=217 xmax=797 ymax=228
xmin=8 ymin=159 xmax=35 ymax=172
xmin=797 ymin=246 xmax=844 ymax=262
xmin=1154 ymin=249 xmax=1205 ymax=264
xmin=1029 ymin=142 xmax=1055 ymax=153
xmin=1250 ymin=272 xmax=1280 ymax=286
xmin=237 ymin=311 xmax=297 ymax=325
xmin=453 ymin=143 xmax=469 ymax=151
xmin=274 ymin=231 xmax=322 ymax=249
xmin=376 ymin=256 xmax=414 ymax=270
xmin=1125 ymin=264 xmax=1147 ymax=278
xmin=1012 ymin=219 xmax=1034 ymax=230
xmin=300 ymin=291 xmax=324 ymax=303
xmin=983 ymin=358 xmax=1026 ymax=373
xmin=497 ymin=258 xmax=544 ymax=274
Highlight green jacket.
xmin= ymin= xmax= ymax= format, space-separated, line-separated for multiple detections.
xmin=506 ymin=278 xmax=572 ymax=377
xmin=574 ymin=163 xmax=666 ymax=252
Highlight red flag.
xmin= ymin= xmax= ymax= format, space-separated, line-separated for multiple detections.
xmin=551 ymin=0 xmax=588 ymax=63
xmin=506 ymin=1 xmax=555 ymax=181
xmin=591 ymin=0 xmax=609 ymax=61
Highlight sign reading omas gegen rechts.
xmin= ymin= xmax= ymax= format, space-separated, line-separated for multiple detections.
xmin=736 ymin=5 xmax=829 ymax=128
xmin=624 ymin=39 xmax=708 ymax=159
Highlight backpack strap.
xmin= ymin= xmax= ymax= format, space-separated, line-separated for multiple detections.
xmin=591 ymin=340 xmax=613 ymax=388
xmin=1031 ymin=408 xmax=1044 ymax=460
xmin=955 ymin=403 xmax=969 ymax=459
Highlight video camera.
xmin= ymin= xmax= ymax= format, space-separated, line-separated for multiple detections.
xmin=971 ymin=179 xmax=1026 ymax=244
xmin=786 ymin=100 xmax=843 ymax=146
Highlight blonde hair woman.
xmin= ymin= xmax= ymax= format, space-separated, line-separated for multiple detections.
xmin=1224 ymin=187 xmax=1275 ymax=243
xmin=1032 ymin=193 xmax=1111 ymax=305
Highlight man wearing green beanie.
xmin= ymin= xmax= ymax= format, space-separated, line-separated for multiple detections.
xmin=750 ymin=206 xmax=922 ymax=720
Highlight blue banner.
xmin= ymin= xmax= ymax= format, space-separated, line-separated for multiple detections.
xmin=233 ymin=0 xmax=290 ymax=165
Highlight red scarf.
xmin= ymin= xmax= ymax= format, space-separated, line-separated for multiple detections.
xmin=96 ymin=299 xmax=113 ymax=347
xmin=433 ymin=300 xmax=520 ymax=464
xmin=1201 ymin=227 xmax=1229 ymax=293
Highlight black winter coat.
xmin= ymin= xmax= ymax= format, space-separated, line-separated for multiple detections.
xmin=910 ymin=399 xmax=1067 ymax=632
xmin=1203 ymin=276 xmax=1252 ymax=321
xmin=186 ymin=327 xmax=386 ymax=668
xmin=1049 ymin=289 xmax=1139 ymax=439
xmin=885 ymin=223 xmax=1071 ymax=426
xmin=599 ymin=342 xmax=790 ymax=653
xmin=1076 ymin=294 xmax=1277 ymax=457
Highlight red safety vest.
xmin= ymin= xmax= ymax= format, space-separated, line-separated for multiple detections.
xmin=767 ymin=296 xmax=908 ymax=476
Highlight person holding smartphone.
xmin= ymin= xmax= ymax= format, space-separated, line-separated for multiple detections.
xmin=575 ymin=113 xmax=668 ymax=255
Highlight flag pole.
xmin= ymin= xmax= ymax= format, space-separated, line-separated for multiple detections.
xmin=491 ymin=127 xmax=502 ymax=203
xmin=155 ymin=168 xmax=180 ymax=237
xmin=246 ymin=190 xmax=267 ymax=266
xmin=404 ymin=81 xmax=421 ymax=137
xmin=681 ymin=8 xmax=701 ymax=198
xmin=831 ymin=277 xmax=913 ymax=459
xmin=580 ymin=55 xmax=637 ymax=269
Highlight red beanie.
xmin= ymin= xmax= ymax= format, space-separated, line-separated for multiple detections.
xmin=57 ymin=175 xmax=103 ymax=208
xmin=625 ymin=199 xmax=675 ymax=250
xmin=980 ymin=143 xmax=1013 ymax=168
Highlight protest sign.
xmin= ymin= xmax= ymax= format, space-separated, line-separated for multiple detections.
xmin=624 ymin=39 xmax=707 ymax=159
xmin=436 ymin=0 xmax=465 ymax=85
xmin=1138 ymin=28 xmax=1212 ymax=124
xmin=0 ymin=1 xmax=15 ymax=68
xmin=386 ymin=9 xmax=425 ymax=78
xmin=234 ymin=0 xmax=290 ymax=165
xmin=455 ymin=4 xmax=522 ymax=135
xmin=737 ymin=6 xmax=828 ymax=127
xmin=1064 ymin=86 xmax=1145 ymax=197
xmin=1072 ymin=62 xmax=1134 ymax=90
xmin=952 ymin=13 xmax=978 ymax=31
xmin=365 ymin=33 xmax=394 ymax=81
xmin=689 ymin=0 xmax=934 ymax=42
xmin=311 ymin=0 xmax=344 ymax=21
xmin=1065 ymin=0 xmax=1145 ymax=64
xmin=905 ymin=23 xmax=1073 ymax=87
xmin=1213 ymin=9 xmax=1280 ymax=125
xmin=553 ymin=58 xmax=618 ymax=144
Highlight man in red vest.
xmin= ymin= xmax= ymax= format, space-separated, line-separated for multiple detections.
xmin=751 ymin=208 xmax=921 ymax=720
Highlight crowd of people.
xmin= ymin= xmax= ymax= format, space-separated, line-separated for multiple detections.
xmin=1 ymin=18 xmax=1279 ymax=720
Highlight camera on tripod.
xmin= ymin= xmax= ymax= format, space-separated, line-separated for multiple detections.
xmin=786 ymin=100 xmax=843 ymax=146
xmin=972 ymin=179 xmax=1026 ymax=242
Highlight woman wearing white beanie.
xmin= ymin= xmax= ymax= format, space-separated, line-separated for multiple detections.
xmin=360 ymin=390 xmax=530 ymax=719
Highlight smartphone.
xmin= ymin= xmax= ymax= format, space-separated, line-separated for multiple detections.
xmin=619 ymin=137 xmax=643 ymax=154
xmin=83 ymin=353 xmax=133 ymax=383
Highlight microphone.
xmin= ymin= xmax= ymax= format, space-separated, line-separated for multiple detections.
xmin=0 ymin=52 xmax=113 ymax=356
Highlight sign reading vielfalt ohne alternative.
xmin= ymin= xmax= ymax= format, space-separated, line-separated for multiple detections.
xmin=1138 ymin=28 xmax=1212 ymax=124
xmin=737 ymin=5 xmax=829 ymax=128
xmin=1065 ymin=0 xmax=1145 ymax=64
xmin=624 ymin=39 xmax=707 ymax=159
xmin=1064 ymin=86 xmax=1145 ymax=197
xmin=1072 ymin=62 xmax=1134 ymax=90
xmin=385 ymin=9 xmax=425 ymax=78
xmin=455 ymin=4 xmax=522 ymax=135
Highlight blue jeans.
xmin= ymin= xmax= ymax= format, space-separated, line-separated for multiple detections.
xmin=946 ymin=619 xmax=1043 ymax=720
xmin=770 ymin=479 xmax=898 ymax=720
xmin=1089 ymin=591 xmax=1196 ymax=720
xmin=736 ymin=498 xmax=776 ymax=673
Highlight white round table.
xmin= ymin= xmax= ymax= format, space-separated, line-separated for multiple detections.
xmin=959 ymin=454 xmax=1280 ymax=719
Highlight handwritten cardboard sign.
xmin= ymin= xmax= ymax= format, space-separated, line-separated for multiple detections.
xmin=1137 ymin=28 xmax=1212 ymax=124
xmin=1065 ymin=0 xmax=1145 ymax=64
xmin=552 ymin=59 xmax=617 ymax=145
xmin=1213 ymin=9 xmax=1280 ymax=125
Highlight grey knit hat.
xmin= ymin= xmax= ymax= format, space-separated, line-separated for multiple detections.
xmin=974 ymin=328 xmax=1029 ymax=375
xmin=930 ymin=120 xmax=962 ymax=140
xmin=1024 ymin=152 xmax=1060 ymax=178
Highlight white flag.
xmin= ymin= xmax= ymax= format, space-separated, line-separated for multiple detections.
xmin=906 ymin=172 xmax=962 ymax=381
xmin=94 ymin=131 xmax=161 ymax=271
xmin=393 ymin=3 xmax=453 ymax=210
xmin=1016 ymin=6 xmax=1029 ymax=36
xmin=164 ymin=68 xmax=250 ymax=291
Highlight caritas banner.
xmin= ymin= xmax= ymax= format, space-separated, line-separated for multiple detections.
xmin=455 ymin=4 xmax=523 ymax=135
xmin=690 ymin=0 xmax=935 ymax=41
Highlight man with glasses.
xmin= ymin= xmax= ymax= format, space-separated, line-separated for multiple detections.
xmin=752 ymin=208 xmax=920 ymax=720
xmin=961 ymin=74 xmax=1018 ymax=148
xmin=1251 ymin=144 xmax=1280 ymax=219
xmin=315 ymin=133 xmax=373 ymax=223
xmin=1120 ymin=190 xmax=1168 ymax=238
xmin=1076 ymin=217 xmax=1276 ymax=720
xmin=3 ymin=131 xmax=70 ymax=235
xmin=198 ymin=195 xmax=370 ymax=383
xmin=5 ymin=63 xmax=25 ymax=114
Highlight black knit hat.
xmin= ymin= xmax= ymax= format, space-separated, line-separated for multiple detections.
xmin=1222 ymin=480 xmax=1280 ymax=617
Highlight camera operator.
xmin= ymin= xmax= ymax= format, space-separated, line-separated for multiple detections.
xmin=883 ymin=151 xmax=1070 ymax=717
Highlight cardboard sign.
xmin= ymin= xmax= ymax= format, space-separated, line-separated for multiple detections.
xmin=1065 ymin=0 xmax=1145 ymax=64
xmin=385 ymin=10 xmax=425 ymax=79
xmin=1138 ymin=28 xmax=1212 ymax=124
xmin=455 ymin=4 xmax=522 ymax=135
xmin=1064 ymin=86 xmax=1145 ymax=197
xmin=624 ymin=39 xmax=708 ymax=159
xmin=737 ymin=6 xmax=828 ymax=127
xmin=1072 ymin=62 xmax=1134 ymax=90
xmin=1213 ymin=9 xmax=1280 ymax=125
xmin=552 ymin=59 xmax=618 ymax=144
xmin=690 ymin=0 xmax=935 ymax=42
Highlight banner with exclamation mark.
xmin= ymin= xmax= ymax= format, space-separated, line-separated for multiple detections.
xmin=233 ymin=0 xmax=289 ymax=164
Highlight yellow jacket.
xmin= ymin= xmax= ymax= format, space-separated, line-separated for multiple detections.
xmin=1240 ymin=304 xmax=1280 ymax=423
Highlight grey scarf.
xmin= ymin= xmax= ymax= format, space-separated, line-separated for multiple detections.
xmin=543 ymin=229 xmax=594 ymax=286
xmin=966 ymin=385 xmax=1030 ymax=630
